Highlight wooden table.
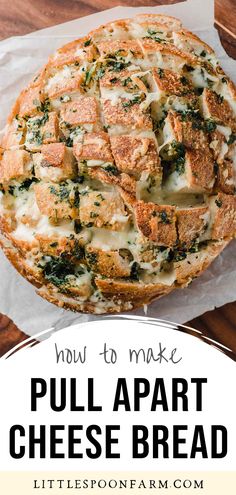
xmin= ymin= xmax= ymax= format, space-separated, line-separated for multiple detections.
xmin=0 ymin=0 xmax=236 ymax=358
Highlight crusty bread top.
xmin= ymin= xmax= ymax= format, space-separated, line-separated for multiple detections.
xmin=0 ymin=13 xmax=236 ymax=314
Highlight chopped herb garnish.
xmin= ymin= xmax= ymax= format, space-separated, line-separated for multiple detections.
xmin=214 ymin=162 xmax=219 ymax=175
xmin=173 ymin=251 xmax=187 ymax=262
xmin=74 ymin=188 xmax=80 ymax=208
xmin=8 ymin=185 xmax=15 ymax=196
xmin=206 ymin=78 xmax=214 ymax=88
xmin=49 ymin=184 xmax=70 ymax=202
xmin=122 ymin=95 xmax=142 ymax=110
xmin=157 ymin=68 xmax=164 ymax=78
xmin=216 ymin=94 xmax=224 ymax=104
xmin=110 ymin=77 xmax=118 ymax=83
xmin=145 ymin=28 xmax=164 ymax=43
xmin=74 ymin=220 xmax=82 ymax=234
xmin=96 ymin=193 xmax=105 ymax=201
xmin=60 ymin=95 xmax=71 ymax=103
xmin=40 ymin=98 xmax=50 ymax=113
xmin=71 ymin=240 xmax=84 ymax=260
xmin=106 ymin=58 xmax=131 ymax=72
xmin=189 ymin=242 xmax=200 ymax=253
xmin=171 ymin=140 xmax=186 ymax=158
xmin=204 ymin=119 xmax=217 ymax=133
xmin=130 ymin=261 xmax=140 ymax=281
xmin=160 ymin=211 xmax=171 ymax=224
xmin=104 ymin=164 xmax=119 ymax=175
xmin=75 ymin=175 xmax=85 ymax=184
xmin=65 ymin=135 xmax=73 ymax=147
xmin=180 ymin=76 xmax=188 ymax=85
xmin=40 ymin=255 xmax=76 ymax=287
xmin=18 ymin=177 xmax=39 ymax=191
xmin=49 ymin=183 xmax=79 ymax=205
xmin=184 ymin=64 xmax=194 ymax=72
xmin=228 ymin=134 xmax=236 ymax=145
xmin=122 ymin=76 xmax=132 ymax=86
xmin=84 ymin=38 xmax=92 ymax=47
xmin=85 ymin=68 xmax=94 ymax=85
xmin=160 ymin=140 xmax=186 ymax=163
xmin=86 ymin=252 xmax=98 ymax=265
xmin=96 ymin=67 xmax=105 ymax=79
xmin=195 ymin=87 xmax=204 ymax=96
xmin=215 ymin=198 xmax=222 ymax=208
xmin=154 ymin=110 xmax=167 ymax=130
xmin=175 ymin=156 xmax=185 ymax=174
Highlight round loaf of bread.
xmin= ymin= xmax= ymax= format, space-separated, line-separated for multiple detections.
xmin=0 ymin=14 xmax=235 ymax=314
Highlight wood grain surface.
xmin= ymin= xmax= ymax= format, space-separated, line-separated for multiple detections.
xmin=0 ymin=0 xmax=235 ymax=359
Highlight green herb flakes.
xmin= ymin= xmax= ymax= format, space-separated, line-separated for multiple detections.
xmin=215 ymin=198 xmax=222 ymax=208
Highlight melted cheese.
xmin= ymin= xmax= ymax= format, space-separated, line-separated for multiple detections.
xmin=90 ymin=228 xmax=137 ymax=252
xmin=15 ymin=191 xmax=40 ymax=224
xmin=190 ymin=66 xmax=218 ymax=89
xmin=46 ymin=66 xmax=72 ymax=92
xmin=86 ymin=159 xmax=112 ymax=167
xmin=13 ymin=204 xmax=75 ymax=242
xmin=164 ymin=170 xmax=188 ymax=192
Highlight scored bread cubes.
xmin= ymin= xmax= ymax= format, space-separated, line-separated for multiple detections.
xmin=140 ymin=40 xmax=195 ymax=71
xmin=151 ymin=67 xmax=195 ymax=100
xmin=79 ymin=191 xmax=129 ymax=230
xmin=60 ymin=96 xmax=99 ymax=127
xmin=45 ymin=70 xmax=83 ymax=100
xmin=0 ymin=150 xmax=32 ymax=182
xmin=201 ymin=89 xmax=236 ymax=129
xmin=162 ymin=110 xmax=215 ymax=193
xmin=176 ymin=206 xmax=210 ymax=248
xmin=172 ymin=29 xmax=215 ymax=59
xmin=86 ymin=246 xmax=131 ymax=278
xmin=209 ymin=193 xmax=236 ymax=240
xmin=34 ymin=182 xmax=79 ymax=221
xmin=181 ymin=149 xmax=215 ymax=193
xmin=97 ymin=40 xmax=143 ymax=59
xmin=33 ymin=143 xmax=77 ymax=182
xmin=102 ymin=98 xmax=153 ymax=131
xmin=36 ymin=233 xmax=81 ymax=256
xmin=1 ymin=120 xmax=25 ymax=149
xmin=215 ymin=160 xmax=235 ymax=194
xmin=25 ymin=112 xmax=60 ymax=151
xmin=134 ymin=13 xmax=182 ymax=30
xmin=73 ymin=132 xmax=114 ymax=165
xmin=164 ymin=111 xmax=207 ymax=149
xmin=49 ymin=38 xmax=98 ymax=68
xmin=18 ymin=84 xmax=45 ymax=118
xmin=110 ymin=135 xmax=162 ymax=182
xmin=99 ymin=69 xmax=147 ymax=94
xmin=134 ymin=201 xmax=177 ymax=246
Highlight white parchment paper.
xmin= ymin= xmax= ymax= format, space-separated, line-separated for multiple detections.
xmin=0 ymin=0 xmax=236 ymax=335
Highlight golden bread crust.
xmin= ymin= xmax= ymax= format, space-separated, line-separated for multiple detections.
xmin=0 ymin=13 xmax=236 ymax=315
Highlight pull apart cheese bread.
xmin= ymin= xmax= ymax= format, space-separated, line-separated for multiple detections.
xmin=0 ymin=14 xmax=236 ymax=314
